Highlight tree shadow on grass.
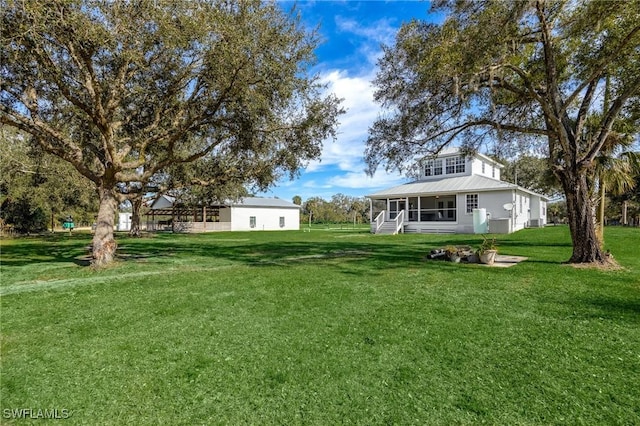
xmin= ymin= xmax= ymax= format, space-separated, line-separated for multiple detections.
xmin=0 ymin=231 xmax=575 ymax=277
xmin=560 ymin=294 xmax=640 ymax=324
xmin=0 ymin=234 xmax=92 ymax=267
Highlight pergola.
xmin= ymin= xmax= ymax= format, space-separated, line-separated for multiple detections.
xmin=145 ymin=204 xmax=224 ymax=232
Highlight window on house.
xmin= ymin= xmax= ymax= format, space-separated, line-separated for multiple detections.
xmin=250 ymin=216 xmax=256 ymax=228
xmin=446 ymin=157 xmax=455 ymax=174
xmin=446 ymin=156 xmax=465 ymax=174
xmin=466 ymin=194 xmax=478 ymax=214
xmin=482 ymin=162 xmax=485 ymax=174
xmin=492 ymin=166 xmax=495 ymax=178
xmin=424 ymin=160 xmax=433 ymax=176
xmin=279 ymin=216 xmax=285 ymax=228
xmin=433 ymin=159 xmax=442 ymax=175
xmin=424 ymin=159 xmax=443 ymax=176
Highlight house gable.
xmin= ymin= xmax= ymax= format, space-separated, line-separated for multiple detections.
xmin=420 ymin=148 xmax=503 ymax=181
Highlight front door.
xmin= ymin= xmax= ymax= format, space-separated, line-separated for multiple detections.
xmin=389 ymin=199 xmax=406 ymax=220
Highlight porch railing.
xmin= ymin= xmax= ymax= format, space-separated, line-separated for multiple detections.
xmin=394 ymin=210 xmax=405 ymax=234
xmin=373 ymin=210 xmax=385 ymax=233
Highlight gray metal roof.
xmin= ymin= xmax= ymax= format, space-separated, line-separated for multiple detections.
xmin=367 ymin=175 xmax=548 ymax=200
xmin=230 ymin=197 xmax=301 ymax=209
xmin=149 ymin=195 xmax=300 ymax=210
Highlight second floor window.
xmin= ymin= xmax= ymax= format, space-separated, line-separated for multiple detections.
xmin=446 ymin=157 xmax=455 ymax=174
xmin=446 ymin=156 xmax=466 ymax=174
xmin=424 ymin=159 xmax=443 ymax=176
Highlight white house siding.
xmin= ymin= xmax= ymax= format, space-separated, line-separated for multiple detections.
xmin=230 ymin=206 xmax=300 ymax=231
xmin=528 ymin=196 xmax=547 ymax=227
xmin=458 ymin=191 xmax=515 ymax=233
xmin=512 ymin=191 xmax=529 ymax=231
xmin=470 ymin=158 xmax=493 ymax=179
xmin=471 ymin=158 xmax=484 ymax=177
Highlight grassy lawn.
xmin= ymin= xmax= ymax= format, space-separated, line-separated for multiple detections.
xmin=1 ymin=226 xmax=639 ymax=424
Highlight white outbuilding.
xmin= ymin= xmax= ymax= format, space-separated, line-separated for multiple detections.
xmin=145 ymin=196 xmax=301 ymax=232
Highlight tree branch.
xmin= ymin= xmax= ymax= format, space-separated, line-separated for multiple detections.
xmin=563 ymin=24 xmax=640 ymax=111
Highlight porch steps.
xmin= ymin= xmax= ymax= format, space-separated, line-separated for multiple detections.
xmin=375 ymin=221 xmax=402 ymax=235
xmin=404 ymin=228 xmax=456 ymax=234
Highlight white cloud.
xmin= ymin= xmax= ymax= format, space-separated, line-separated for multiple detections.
xmin=334 ymin=15 xmax=399 ymax=66
xmin=306 ymin=69 xmax=379 ymax=173
xmin=334 ymin=15 xmax=398 ymax=47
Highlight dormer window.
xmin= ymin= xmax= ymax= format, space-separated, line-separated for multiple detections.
xmin=424 ymin=159 xmax=443 ymax=176
xmin=446 ymin=156 xmax=466 ymax=174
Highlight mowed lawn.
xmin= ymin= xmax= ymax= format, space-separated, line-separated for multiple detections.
xmin=1 ymin=226 xmax=639 ymax=425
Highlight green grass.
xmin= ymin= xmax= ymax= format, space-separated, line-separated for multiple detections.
xmin=1 ymin=226 xmax=639 ymax=424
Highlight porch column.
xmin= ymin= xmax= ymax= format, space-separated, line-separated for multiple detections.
xmin=203 ymin=206 xmax=207 ymax=231
xmin=369 ymin=198 xmax=372 ymax=223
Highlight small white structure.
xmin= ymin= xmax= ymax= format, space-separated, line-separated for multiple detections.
xmin=368 ymin=148 xmax=548 ymax=234
xmin=145 ymin=196 xmax=300 ymax=232
xmin=117 ymin=212 xmax=132 ymax=231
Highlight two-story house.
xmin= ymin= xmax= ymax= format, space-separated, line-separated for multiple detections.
xmin=367 ymin=148 xmax=548 ymax=234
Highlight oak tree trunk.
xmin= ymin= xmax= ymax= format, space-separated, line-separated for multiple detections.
xmin=92 ymin=186 xmax=119 ymax=267
xmin=129 ymin=197 xmax=142 ymax=238
xmin=559 ymin=170 xmax=606 ymax=263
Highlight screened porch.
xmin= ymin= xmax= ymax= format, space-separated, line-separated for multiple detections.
xmin=382 ymin=195 xmax=457 ymax=222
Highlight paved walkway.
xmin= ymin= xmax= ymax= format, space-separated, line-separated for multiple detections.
xmin=484 ymin=255 xmax=528 ymax=268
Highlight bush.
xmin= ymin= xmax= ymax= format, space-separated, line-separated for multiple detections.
xmin=1 ymin=196 xmax=48 ymax=234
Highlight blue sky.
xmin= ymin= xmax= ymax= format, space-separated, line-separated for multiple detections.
xmin=257 ymin=1 xmax=440 ymax=203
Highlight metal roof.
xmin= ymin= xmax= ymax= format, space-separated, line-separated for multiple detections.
xmin=148 ymin=195 xmax=300 ymax=210
xmin=366 ymin=175 xmax=548 ymax=200
xmin=230 ymin=197 xmax=300 ymax=209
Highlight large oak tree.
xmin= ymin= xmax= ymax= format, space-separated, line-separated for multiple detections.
xmin=366 ymin=0 xmax=640 ymax=263
xmin=1 ymin=0 xmax=342 ymax=266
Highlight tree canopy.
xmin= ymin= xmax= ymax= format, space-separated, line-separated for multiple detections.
xmin=500 ymin=154 xmax=562 ymax=198
xmin=1 ymin=0 xmax=342 ymax=265
xmin=367 ymin=0 xmax=640 ymax=263
xmin=0 ymin=128 xmax=97 ymax=233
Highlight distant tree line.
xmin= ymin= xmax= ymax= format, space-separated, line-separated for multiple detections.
xmin=297 ymin=194 xmax=370 ymax=225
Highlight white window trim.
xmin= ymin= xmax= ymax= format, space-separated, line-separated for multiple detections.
xmin=465 ymin=193 xmax=479 ymax=214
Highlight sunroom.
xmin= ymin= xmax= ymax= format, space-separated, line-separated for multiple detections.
xmin=388 ymin=196 xmax=457 ymax=222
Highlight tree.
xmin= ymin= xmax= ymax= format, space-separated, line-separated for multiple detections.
xmin=292 ymin=195 xmax=302 ymax=206
xmin=366 ymin=0 xmax=640 ymax=263
xmin=1 ymin=0 xmax=342 ymax=266
xmin=0 ymin=128 xmax=97 ymax=232
xmin=592 ymin=133 xmax=640 ymax=244
xmin=500 ymin=154 xmax=562 ymax=198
